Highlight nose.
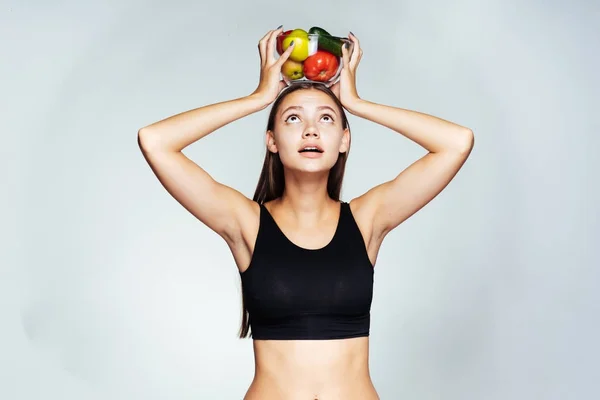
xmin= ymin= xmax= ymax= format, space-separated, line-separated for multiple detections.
xmin=303 ymin=125 xmax=319 ymax=138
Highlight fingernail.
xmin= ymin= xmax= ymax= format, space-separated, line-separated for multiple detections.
xmin=349 ymin=31 xmax=355 ymax=36
xmin=290 ymin=40 xmax=294 ymax=46
xmin=344 ymin=42 xmax=349 ymax=49
xmin=276 ymin=25 xmax=283 ymax=29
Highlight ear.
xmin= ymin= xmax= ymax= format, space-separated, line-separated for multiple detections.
xmin=339 ymin=128 xmax=350 ymax=153
xmin=266 ymin=130 xmax=278 ymax=153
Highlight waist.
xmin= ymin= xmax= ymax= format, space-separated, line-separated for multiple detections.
xmin=247 ymin=337 xmax=377 ymax=399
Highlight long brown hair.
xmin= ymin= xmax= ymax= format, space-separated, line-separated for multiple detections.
xmin=238 ymin=81 xmax=352 ymax=338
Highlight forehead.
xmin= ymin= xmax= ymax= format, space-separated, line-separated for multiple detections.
xmin=278 ymin=89 xmax=337 ymax=114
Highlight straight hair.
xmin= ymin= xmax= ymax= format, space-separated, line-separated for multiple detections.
xmin=239 ymin=81 xmax=352 ymax=338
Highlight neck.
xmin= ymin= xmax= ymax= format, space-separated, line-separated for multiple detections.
xmin=277 ymin=170 xmax=338 ymax=224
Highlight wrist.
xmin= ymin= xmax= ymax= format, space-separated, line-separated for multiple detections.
xmin=247 ymin=91 xmax=273 ymax=111
xmin=345 ymin=97 xmax=368 ymax=116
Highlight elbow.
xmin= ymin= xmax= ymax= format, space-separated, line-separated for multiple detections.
xmin=137 ymin=127 xmax=182 ymax=153
xmin=137 ymin=127 xmax=161 ymax=153
xmin=456 ymin=128 xmax=474 ymax=155
xmin=137 ymin=128 xmax=151 ymax=151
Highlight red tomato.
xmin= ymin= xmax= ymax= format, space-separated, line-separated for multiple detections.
xmin=277 ymin=30 xmax=293 ymax=55
xmin=303 ymin=50 xmax=339 ymax=82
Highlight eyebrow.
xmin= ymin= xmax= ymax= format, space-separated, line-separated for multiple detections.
xmin=280 ymin=105 xmax=337 ymax=116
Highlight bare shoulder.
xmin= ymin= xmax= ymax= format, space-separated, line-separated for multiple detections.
xmin=349 ymin=189 xmax=381 ymax=232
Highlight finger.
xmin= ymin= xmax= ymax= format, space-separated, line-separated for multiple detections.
xmin=347 ymin=33 xmax=361 ymax=69
xmin=341 ymin=40 xmax=351 ymax=69
xmin=266 ymin=28 xmax=284 ymax=64
xmin=258 ymin=30 xmax=274 ymax=66
xmin=349 ymin=31 xmax=360 ymax=48
xmin=260 ymin=29 xmax=274 ymax=42
xmin=275 ymin=40 xmax=295 ymax=66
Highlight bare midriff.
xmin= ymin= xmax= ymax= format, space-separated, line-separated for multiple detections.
xmin=243 ymin=336 xmax=379 ymax=400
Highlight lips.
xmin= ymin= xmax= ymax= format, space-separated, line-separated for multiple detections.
xmin=298 ymin=144 xmax=324 ymax=153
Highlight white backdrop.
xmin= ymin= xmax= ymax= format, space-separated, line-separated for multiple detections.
xmin=3 ymin=0 xmax=599 ymax=398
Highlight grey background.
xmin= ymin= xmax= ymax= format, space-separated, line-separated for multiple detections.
xmin=3 ymin=0 xmax=599 ymax=399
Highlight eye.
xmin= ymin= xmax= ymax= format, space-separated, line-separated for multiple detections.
xmin=321 ymin=113 xmax=335 ymax=122
xmin=285 ymin=114 xmax=300 ymax=123
xmin=284 ymin=113 xmax=335 ymax=123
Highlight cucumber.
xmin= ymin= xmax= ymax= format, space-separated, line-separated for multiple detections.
xmin=308 ymin=26 xmax=344 ymax=57
xmin=308 ymin=26 xmax=332 ymax=36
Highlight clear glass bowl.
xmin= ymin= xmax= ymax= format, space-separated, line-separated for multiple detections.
xmin=275 ymin=31 xmax=354 ymax=87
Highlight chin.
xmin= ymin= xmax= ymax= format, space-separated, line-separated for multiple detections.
xmin=292 ymin=158 xmax=338 ymax=174
xmin=297 ymin=165 xmax=331 ymax=174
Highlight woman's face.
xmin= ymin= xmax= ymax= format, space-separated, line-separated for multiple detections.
xmin=267 ymin=89 xmax=349 ymax=174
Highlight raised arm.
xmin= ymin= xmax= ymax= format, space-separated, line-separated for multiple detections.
xmin=333 ymin=33 xmax=474 ymax=243
xmin=350 ymin=100 xmax=474 ymax=239
xmin=137 ymin=27 xmax=293 ymax=245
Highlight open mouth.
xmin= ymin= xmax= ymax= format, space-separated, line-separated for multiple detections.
xmin=298 ymin=146 xmax=324 ymax=153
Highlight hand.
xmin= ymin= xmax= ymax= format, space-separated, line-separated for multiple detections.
xmin=250 ymin=27 xmax=295 ymax=105
xmin=330 ymin=32 xmax=363 ymax=112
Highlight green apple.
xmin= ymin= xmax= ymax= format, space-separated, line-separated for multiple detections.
xmin=282 ymin=29 xmax=309 ymax=62
xmin=281 ymin=59 xmax=304 ymax=80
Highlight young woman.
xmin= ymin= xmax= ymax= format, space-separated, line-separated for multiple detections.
xmin=138 ymin=27 xmax=474 ymax=400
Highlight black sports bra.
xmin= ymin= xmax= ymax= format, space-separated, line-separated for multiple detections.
xmin=239 ymin=201 xmax=374 ymax=340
